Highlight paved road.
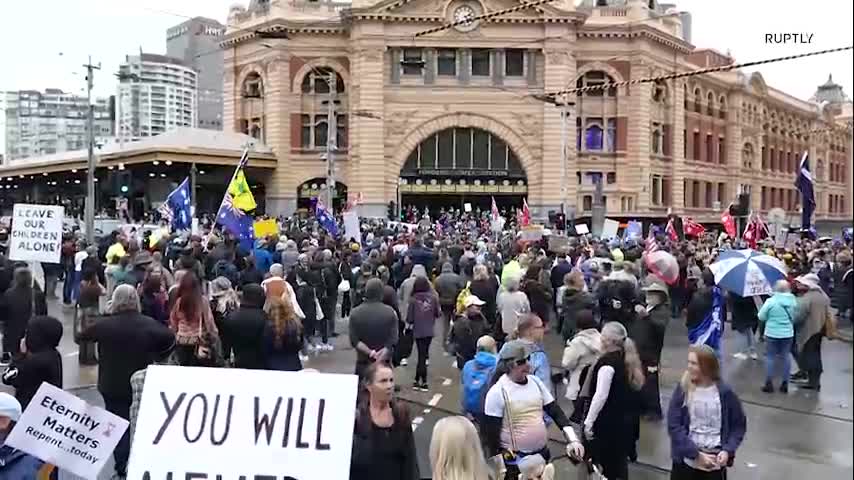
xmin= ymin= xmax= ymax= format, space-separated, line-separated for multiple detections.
xmin=4 ymin=293 xmax=853 ymax=479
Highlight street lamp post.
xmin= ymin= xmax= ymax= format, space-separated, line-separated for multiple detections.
xmin=83 ymin=56 xmax=101 ymax=244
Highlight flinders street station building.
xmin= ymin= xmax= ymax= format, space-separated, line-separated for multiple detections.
xmin=1 ymin=0 xmax=851 ymax=227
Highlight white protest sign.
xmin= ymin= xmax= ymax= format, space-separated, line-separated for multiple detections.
xmin=520 ymin=225 xmax=544 ymax=241
xmin=343 ymin=211 xmax=360 ymax=243
xmin=602 ymin=218 xmax=620 ymax=239
xmin=128 ymin=366 xmax=358 ymax=480
xmin=575 ymin=223 xmax=590 ymax=235
xmin=8 ymin=204 xmax=64 ymax=264
xmin=464 ymin=203 xmax=472 ymax=213
xmin=5 ymin=382 xmax=128 ymax=479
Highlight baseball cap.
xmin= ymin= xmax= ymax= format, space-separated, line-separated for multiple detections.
xmin=464 ymin=295 xmax=486 ymax=308
xmin=499 ymin=341 xmax=530 ymax=363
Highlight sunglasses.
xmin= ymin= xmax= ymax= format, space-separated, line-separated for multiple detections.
xmin=514 ymin=355 xmax=531 ymax=366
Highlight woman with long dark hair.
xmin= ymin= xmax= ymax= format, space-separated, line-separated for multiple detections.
xmin=350 ymin=362 xmax=419 ymax=480
xmin=168 ymin=272 xmax=221 ymax=367
xmin=262 ymin=296 xmax=304 ymax=371
xmin=139 ymin=274 xmax=168 ymax=325
xmin=0 ymin=267 xmax=47 ymax=361
xmin=76 ymin=269 xmax=105 ymax=364
xmin=668 ymin=345 xmax=746 ymax=480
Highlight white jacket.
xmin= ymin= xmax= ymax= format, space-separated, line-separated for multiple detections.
xmin=561 ymin=328 xmax=602 ymax=401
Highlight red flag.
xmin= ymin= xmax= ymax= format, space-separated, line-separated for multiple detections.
xmin=665 ymin=218 xmax=679 ymax=241
xmin=521 ymin=198 xmax=531 ymax=227
xmin=720 ymin=205 xmax=736 ymax=237
xmin=743 ymin=213 xmax=759 ymax=249
xmin=684 ymin=218 xmax=706 ymax=238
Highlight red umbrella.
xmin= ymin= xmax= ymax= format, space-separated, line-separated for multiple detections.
xmin=645 ymin=250 xmax=679 ymax=285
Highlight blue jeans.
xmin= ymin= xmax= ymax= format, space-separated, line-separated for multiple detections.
xmin=735 ymin=328 xmax=756 ymax=355
xmin=62 ymin=267 xmax=76 ymax=304
xmin=765 ymin=337 xmax=792 ymax=385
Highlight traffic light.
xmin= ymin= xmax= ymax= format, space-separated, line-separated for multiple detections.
xmin=116 ymin=171 xmax=131 ymax=195
xmin=387 ymin=201 xmax=397 ymax=220
xmin=554 ymin=212 xmax=566 ymax=231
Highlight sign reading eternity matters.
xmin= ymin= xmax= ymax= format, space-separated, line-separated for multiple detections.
xmin=128 ymin=366 xmax=358 ymax=480
xmin=5 ymin=383 xmax=128 ymax=479
xmin=8 ymin=204 xmax=64 ymax=264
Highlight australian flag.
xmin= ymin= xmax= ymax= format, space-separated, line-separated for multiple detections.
xmin=316 ymin=200 xmax=339 ymax=237
xmin=159 ymin=177 xmax=192 ymax=231
xmin=794 ymin=151 xmax=815 ymax=231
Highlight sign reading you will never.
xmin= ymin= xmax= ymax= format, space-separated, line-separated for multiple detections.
xmin=128 ymin=366 xmax=358 ymax=480
xmin=8 ymin=204 xmax=64 ymax=264
xmin=5 ymin=382 xmax=128 ymax=479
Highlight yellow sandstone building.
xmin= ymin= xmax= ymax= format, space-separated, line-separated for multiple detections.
xmin=223 ymin=0 xmax=852 ymax=224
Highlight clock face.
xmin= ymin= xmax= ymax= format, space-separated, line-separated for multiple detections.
xmin=452 ymin=5 xmax=478 ymax=31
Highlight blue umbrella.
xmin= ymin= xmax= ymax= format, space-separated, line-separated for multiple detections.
xmin=709 ymin=249 xmax=788 ymax=297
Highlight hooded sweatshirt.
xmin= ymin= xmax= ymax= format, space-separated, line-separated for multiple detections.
xmin=758 ymin=291 xmax=798 ymax=339
xmin=562 ymin=328 xmax=602 ymax=400
xmin=399 ymin=265 xmax=429 ymax=323
xmin=2 ymin=316 xmax=63 ymax=408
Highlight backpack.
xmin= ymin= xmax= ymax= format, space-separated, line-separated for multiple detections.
xmin=461 ymin=358 xmax=496 ymax=416
xmin=455 ymin=281 xmax=472 ymax=315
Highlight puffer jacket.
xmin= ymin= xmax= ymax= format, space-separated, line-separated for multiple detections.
xmin=561 ymin=328 xmax=601 ymax=400
xmin=758 ymin=292 xmax=797 ymax=339
xmin=0 ymin=446 xmax=53 ymax=479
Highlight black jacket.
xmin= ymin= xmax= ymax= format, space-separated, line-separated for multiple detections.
xmin=221 ymin=285 xmax=267 ymax=369
xmin=0 ymin=285 xmax=47 ymax=340
xmin=469 ymin=278 xmax=498 ymax=327
xmin=561 ymin=288 xmax=597 ymax=340
xmin=451 ymin=312 xmax=488 ymax=367
xmin=627 ymin=304 xmax=669 ymax=367
xmin=729 ymin=294 xmax=759 ymax=332
xmin=2 ymin=316 xmax=63 ymax=408
xmin=78 ymin=311 xmax=174 ymax=399
xmin=349 ymin=282 xmax=399 ymax=367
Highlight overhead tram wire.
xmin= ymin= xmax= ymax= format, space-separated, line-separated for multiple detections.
xmin=534 ymin=45 xmax=854 ymax=101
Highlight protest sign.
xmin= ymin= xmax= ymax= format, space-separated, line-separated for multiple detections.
xmin=253 ymin=219 xmax=279 ymax=239
xmin=575 ymin=223 xmax=590 ymax=235
xmin=343 ymin=211 xmax=361 ymax=243
xmin=548 ymin=235 xmax=570 ymax=254
xmin=128 ymin=366 xmax=358 ymax=480
xmin=624 ymin=220 xmax=642 ymax=240
xmin=520 ymin=225 xmax=544 ymax=241
xmin=5 ymin=383 xmax=128 ymax=479
xmin=602 ymin=218 xmax=620 ymax=239
xmin=8 ymin=204 xmax=64 ymax=264
xmin=464 ymin=203 xmax=472 ymax=213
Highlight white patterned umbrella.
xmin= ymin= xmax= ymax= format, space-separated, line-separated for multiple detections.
xmin=709 ymin=249 xmax=788 ymax=297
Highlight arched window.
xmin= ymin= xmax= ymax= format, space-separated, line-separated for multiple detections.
xmin=585 ymin=122 xmax=604 ymax=150
xmin=401 ymin=127 xmax=524 ymax=175
xmin=718 ymin=96 xmax=727 ymax=119
xmin=576 ymin=71 xmax=617 ymax=97
xmin=242 ymin=72 xmax=264 ymax=98
xmin=693 ymin=88 xmax=702 ymax=113
xmin=301 ymin=67 xmax=345 ymax=94
xmin=706 ymin=92 xmax=715 ymax=116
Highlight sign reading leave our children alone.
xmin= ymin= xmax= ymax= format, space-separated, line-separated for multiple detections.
xmin=8 ymin=203 xmax=64 ymax=264
xmin=128 ymin=366 xmax=359 ymax=480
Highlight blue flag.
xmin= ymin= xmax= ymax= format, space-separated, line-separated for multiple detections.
xmin=316 ymin=200 xmax=339 ymax=237
xmin=794 ymin=151 xmax=815 ymax=231
xmin=688 ymin=286 xmax=723 ymax=355
xmin=159 ymin=177 xmax=192 ymax=231
xmin=624 ymin=220 xmax=642 ymax=241
xmin=217 ymin=194 xmax=255 ymax=252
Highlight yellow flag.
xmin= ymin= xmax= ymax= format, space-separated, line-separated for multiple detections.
xmin=227 ymin=170 xmax=257 ymax=211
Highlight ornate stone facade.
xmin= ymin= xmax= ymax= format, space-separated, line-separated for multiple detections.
xmin=223 ymin=0 xmax=852 ymax=221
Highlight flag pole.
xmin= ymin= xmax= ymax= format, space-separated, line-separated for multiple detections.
xmin=211 ymin=145 xmax=252 ymax=238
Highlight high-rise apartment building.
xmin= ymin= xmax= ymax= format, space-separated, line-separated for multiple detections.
xmin=116 ymin=54 xmax=198 ymax=140
xmin=0 ymin=89 xmax=113 ymax=163
xmin=167 ymin=17 xmax=225 ymax=130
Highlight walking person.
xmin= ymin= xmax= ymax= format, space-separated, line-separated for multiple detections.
xmin=582 ymin=322 xmax=645 ymax=480
xmin=667 ymin=345 xmax=746 ymax=480
xmin=78 ymin=284 xmax=174 ymax=479
xmin=209 ymin=277 xmax=240 ymax=363
xmin=451 ymin=295 xmax=489 ymax=371
xmin=560 ymin=270 xmax=597 ymax=343
xmin=497 ymin=276 xmax=530 ymax=347
xmin=630 ymin=280 xmax=670 ymax=420
xmin=262 ymin=296 xmax=304 ymax=371
xmin=0 ymin=267 xmax=47 ymax=362
xmin=561 ymin=309 xmax=601 ymax=424
xmin=349 ymin=362 xmax=419 ymax=480
xmin=757 ymin=280 xmax=797 ymax=393
xmin=220 ymin=283 xmax=268 ymax=369
xmin=435 ymin=262 xmax=465 ymax=349
xmin=407 ymin=277 xmax=440 ymax=391
xmin=730 ymin=294 xmax=760 ymax=360
xmin=792 ymin=273 xmax=832 ymax=391
xmin=469 ymin=263 xmax=499 ymax=330
xmin=76 ymin=269 xmax=105 ymax=364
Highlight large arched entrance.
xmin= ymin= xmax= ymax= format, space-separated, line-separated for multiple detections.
xmin=398 ymin=126 xmax=527 ymax=212
xmin=297 ymin=178 xmax=347 ymax=211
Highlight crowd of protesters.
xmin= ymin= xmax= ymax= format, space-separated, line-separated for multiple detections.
xmin=0 ymin=204 xmax=850 ymax=479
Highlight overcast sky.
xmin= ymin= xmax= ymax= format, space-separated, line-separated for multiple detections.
xmin=0 ymin=0 xmax=851 ymax=101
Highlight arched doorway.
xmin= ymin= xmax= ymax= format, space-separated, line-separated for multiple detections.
xmin=297 ymin=178 xmax=347 ymax=211
xmin=398 ymin=126 xmax=527 ymax=212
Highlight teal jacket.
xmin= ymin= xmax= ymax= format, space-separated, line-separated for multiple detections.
xmin=758 ymin=292 xmax=797 ymax=339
